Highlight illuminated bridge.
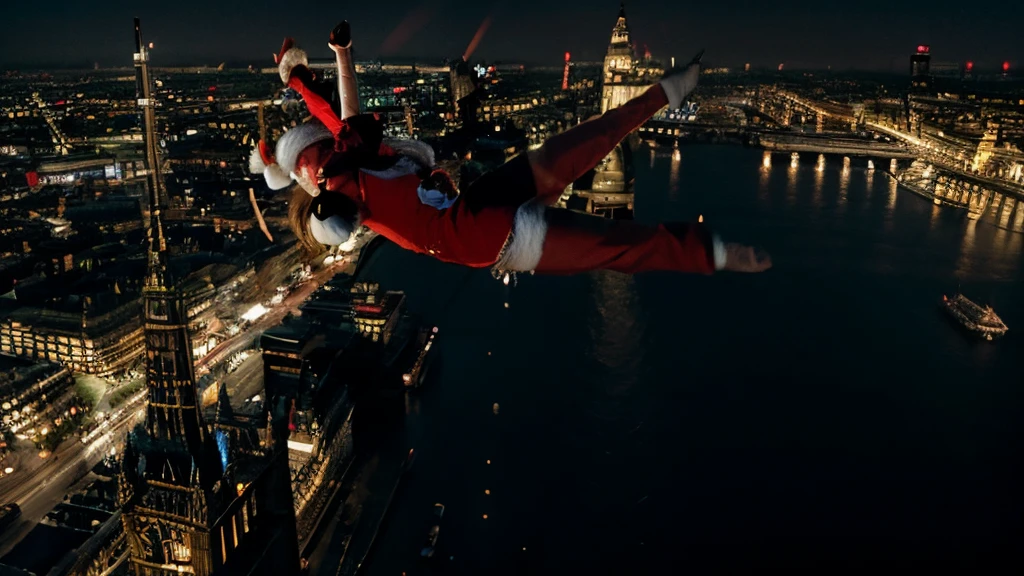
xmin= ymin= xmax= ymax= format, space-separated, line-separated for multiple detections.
xmin=754 ymin=132 xmax=918 ymax=160
xmin=763 ymin=93 xmax=1024 ymax=229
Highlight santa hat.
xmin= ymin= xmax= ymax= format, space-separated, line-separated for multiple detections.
xmin=249 ymin=123 xmax=334 ymax=190
xmin=248 ymin=38 xmax=356 ymax=191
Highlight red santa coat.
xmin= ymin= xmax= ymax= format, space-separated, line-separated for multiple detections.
xmin=264 ymin=40 xmax=720 ymax=277
xmin=325 ymin=150 xmax=522 ymax=269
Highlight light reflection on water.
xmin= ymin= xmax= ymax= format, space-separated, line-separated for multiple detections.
xmin=786 ymin=160 xmax=799 ymax=205
xmin=758 ymin=152 xmax=771 ymax=201
xmin=837 ymin=161 xmax=850 ymax=216
xmin=812 ymin=158 xmax=825 ymax=210
xmin=1007 ymin=217 xmax=1023 ymax=262
xmin=956 ymin=217 xmax=979 ymax=278
xmin=742 ymin=149 xmax=1021 ymax=280
xmin=587 ymin=272 xmax=642 ymax=399
xmin=929 ymin=203 xmax=942 ymax=233
xmin=668 ymin=149 xmax=681 ymax=199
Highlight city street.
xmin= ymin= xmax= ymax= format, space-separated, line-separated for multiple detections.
xmin=196 ymin=256 xmax=354 ymax=374
xmin=218 ymin=353 xmax=266 ymax=409
xmin=0 ymin=392 xmax=143 ymax=558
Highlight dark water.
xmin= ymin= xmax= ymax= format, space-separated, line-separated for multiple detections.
xmin=360 ymin=145 xmax=1024 ymax=573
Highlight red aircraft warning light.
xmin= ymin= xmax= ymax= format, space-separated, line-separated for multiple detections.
xmin=1003 ymin=61 xmax=1011 ymax=72
xmin=916 ymin=45 xmax=930 ymax=54
xmin=966 ymin=61 xmax=974 ymax=72
xmin=562 ymin=52 xmax=571 ymax=90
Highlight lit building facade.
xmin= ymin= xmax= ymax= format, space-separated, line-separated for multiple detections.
xmin=351 ymin=282 xmax=405 ymax=344
xmin=0 ymin=282 xmax=223 ymax=377
xmin=567 ymin=4 xmax=658 ymax=219
xmin=600 ymin=5 xmax=662 ymax=114
xmin=0 ymin=299 xmax=144 ymax=376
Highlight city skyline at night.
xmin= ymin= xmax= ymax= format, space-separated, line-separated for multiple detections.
xmin=0 ymin=1 xmax=1019 ymax=71
xmin=0 ymin=3 xmax=1021 ymax=573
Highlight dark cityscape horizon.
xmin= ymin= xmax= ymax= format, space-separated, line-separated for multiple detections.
xmin=0 ymin=2 xmax=1021 ymax=574
xmin=0 ymin=1 xmax=1020 ymax=71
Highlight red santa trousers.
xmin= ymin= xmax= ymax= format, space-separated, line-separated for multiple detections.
xmin=474 ymin=83 xmax=717 ymax=276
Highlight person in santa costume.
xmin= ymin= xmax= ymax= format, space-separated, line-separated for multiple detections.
xmin=250 ymin=25 xmax=772 ymax=277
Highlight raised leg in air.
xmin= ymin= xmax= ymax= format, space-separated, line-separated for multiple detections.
xmin=527 ymin=64 xmax=700 ymax=204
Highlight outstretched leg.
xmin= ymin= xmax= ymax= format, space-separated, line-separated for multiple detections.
xmin=534 ymin=208 xmax=717 ymax=275
xmin=527 ymin=65 xmax=698 ymax=204
xmin=460 ymin=65 xmax=699 ymax=212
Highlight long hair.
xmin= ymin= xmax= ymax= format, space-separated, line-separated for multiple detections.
xmin=288 ymin=184 xmax=321 ymax=255
xmin=286 ymin=115 xmax=395 ymax=255
xmin=288 ymin=173 xmax=363 ymax=256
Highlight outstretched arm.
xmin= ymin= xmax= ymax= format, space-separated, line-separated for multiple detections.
xmin=328 ymin=21 xmax=361 ymax=120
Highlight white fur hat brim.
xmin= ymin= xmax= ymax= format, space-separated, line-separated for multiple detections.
xmin=275 ymin=122 xmax=334 ymax=176
xmin=263 ymin=164 xmax=293 ymax=190
xmin=249 ymin=141 xmax=302 ymax=190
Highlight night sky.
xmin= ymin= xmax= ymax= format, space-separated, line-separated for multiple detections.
xmin=0 ymin=0 xmax=1020 ymax=71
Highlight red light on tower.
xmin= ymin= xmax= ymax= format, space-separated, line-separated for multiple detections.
xmin=966 ymin=61 xmax=974 ymax=72
xmin=916 ymin=45 xmax=929 ymax=54
xmin=1003 ymin=61 xmax=1010 ymax=72
xmin=562 ymin=52 xmax=571 ymax=91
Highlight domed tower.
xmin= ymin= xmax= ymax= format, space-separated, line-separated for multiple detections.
xmin=567 ymin=4 xmax=656 ymax=219
xmin=600 ymin=4 xmax=657 ymax=113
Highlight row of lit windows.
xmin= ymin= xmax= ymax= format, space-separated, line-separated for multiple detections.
xmin=217 ymin=493 xmax=255 ymax=565
xmin=0 ymin=332 xmax=143 ymax=374
xmin=0 ymin=342 xmax=92 ymax=360
xmin=4 ymin=331 xmax=96 ymax=348
xmin=355 ymin=317 xmax=388 ymax=326
xmin=268 ymin=364 xmax=301 ymax=375
xmin=1 ymin=331 xmax=142 ymax=352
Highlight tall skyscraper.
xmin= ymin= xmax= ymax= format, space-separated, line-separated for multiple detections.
xmin=911 ymin=45 xmax=931 ymax=91
xmin=117 ymin=19 xmax=300 ymax=576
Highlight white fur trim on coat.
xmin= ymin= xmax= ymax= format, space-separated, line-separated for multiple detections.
xmin=383 ymin=138 xmax=436 ymax=170
xmin=712 ymin=235 xmax=727 ymax=270
xmin=493 ymin=200 xmax=548 ymax=272
xmin=309 ymin=213 xmax=359 ymax=246
xmin=361 ymin=156 xmax=421 ymax=181
xmin=278 ymin=47 xmax=308 ymax=84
